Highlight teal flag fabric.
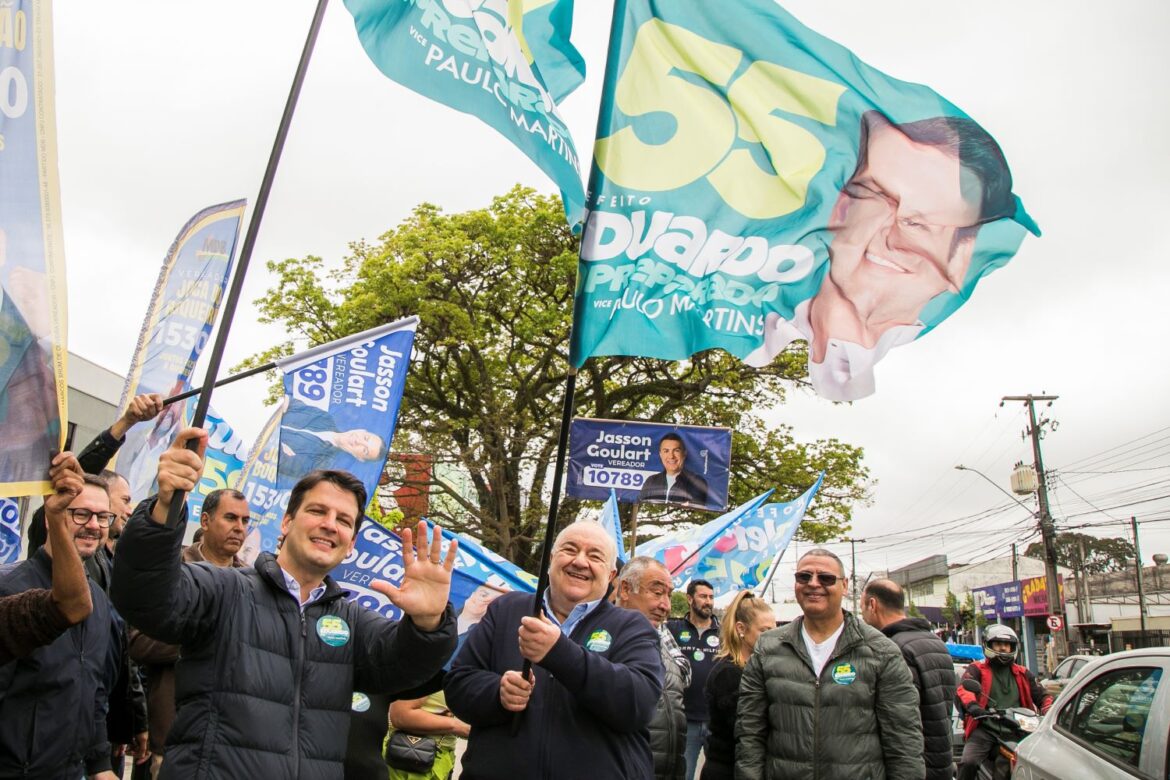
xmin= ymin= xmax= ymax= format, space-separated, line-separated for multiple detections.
xmin=516 ymin=0 xmax=585 ymax=103
xmin=345 ymin=0 xmax=585 ymax=224
xmin=570 ymin=0 xmax=1039 ymax=401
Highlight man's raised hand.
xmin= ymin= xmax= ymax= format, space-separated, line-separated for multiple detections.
xmin=44 ymin=452 xmax=84 ymax=516
xmin=371 ymin=521 xmax=456 ymax=631
xmin=150 ymin=427 xmax=208 ymax=526
xmin=110 ymin=393 xmax=165 ymax=440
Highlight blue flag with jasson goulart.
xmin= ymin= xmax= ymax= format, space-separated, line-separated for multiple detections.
xmin=571 ymin=0 xmax=1039 ymax=402
xmin=344 ymin=0 xmax=585 ymax=225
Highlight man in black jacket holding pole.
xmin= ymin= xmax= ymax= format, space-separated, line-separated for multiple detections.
xmin=862 ymin=578 xmax=956 ymax=780
xmin=111 ymin=427 xmax=458 ymax=780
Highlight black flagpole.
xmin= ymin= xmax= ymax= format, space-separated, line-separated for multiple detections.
xmin=165 ymin=0 xmax=331 ymax=527
xmin=511 ymin=0 xmax=627 ymax=736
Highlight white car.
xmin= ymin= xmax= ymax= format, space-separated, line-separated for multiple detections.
xmin=1015 ymin=648 xmax=1170 ymax=779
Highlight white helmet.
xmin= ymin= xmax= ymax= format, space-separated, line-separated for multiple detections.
xmin=983 ymin=624 xmax=1019 ymax=666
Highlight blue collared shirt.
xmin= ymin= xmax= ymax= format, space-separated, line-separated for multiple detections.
xmin=542 ymin=591 xmax=603 ymax=638
xmin=279 ymin=565 xmax=327 ymax=612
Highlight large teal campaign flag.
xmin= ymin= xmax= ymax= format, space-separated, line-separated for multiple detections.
xmin=571 ymin=0 xmax=1040 ymax=401
xmin=344 ymin=0 xmax=585 ymax=224
xmin=0 ymin=0 xmax=68 ymax=495
xmin=635 ymin=478 xmax=824 ymax=596
xmin=238 ymin=318 xmax=418 ymax=559
xmin=114 ymin=202 xmax=246 ymax=515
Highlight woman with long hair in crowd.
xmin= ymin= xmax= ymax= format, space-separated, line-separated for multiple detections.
xmin=700 ymin=590 xmax=776 ymax=780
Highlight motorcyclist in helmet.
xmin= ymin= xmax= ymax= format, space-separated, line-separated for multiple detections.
xmin=955 ymin=625 xmax=1053 ymax=780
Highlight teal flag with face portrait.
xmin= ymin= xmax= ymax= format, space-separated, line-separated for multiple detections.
xmin=570 ymin=0 xmax=1039 ymax=401
xmin=344 ymin=0 xmax=585 ymax=225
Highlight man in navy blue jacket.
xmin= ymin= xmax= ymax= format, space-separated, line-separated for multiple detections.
xmin=446 ymin=521 xmax=664 ymax=779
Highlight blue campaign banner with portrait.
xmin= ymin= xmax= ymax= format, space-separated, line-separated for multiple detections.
xmin=0 ymin=498 xmax=21 ymax=564
xmin=238 ymin=318 xmax=418 ymax=560
xmin=570 ymin=0 xmax=1040 ymax=401
xmin=636 ymin=477 xmax=821 ymax=596
xmin=115 ymin=201 xmax=245 ymax=507
xmin=0 ymin=0 xmax=68 ymax=496
xmin=344 ymin=0 xmax=585 ymax=224
xmin=567 ymin=418 xmax=731 ymax=511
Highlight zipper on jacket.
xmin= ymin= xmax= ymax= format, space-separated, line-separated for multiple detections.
xmin=291 ymin=610 xmax=307 ymax=778
xmin=813 ymin=677 xmax=821 ymax=780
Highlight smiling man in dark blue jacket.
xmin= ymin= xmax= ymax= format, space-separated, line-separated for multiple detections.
xmin=446 ymin=520 xmax=664 ymax=780
xmin=111 ymin=428 xmax=457 ymax=780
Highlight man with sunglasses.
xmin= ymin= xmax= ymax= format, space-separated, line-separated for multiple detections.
xmin=737 ymin=548 xmax=924 ymax=780
xmin=0 ymin=459 xmax=123 ymax=780
xmin=745 ymin=111 xmax=1015 ymax=401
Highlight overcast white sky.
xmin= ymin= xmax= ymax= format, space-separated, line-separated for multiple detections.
xmin=51 ymin=1 xmax=1170 ymax=575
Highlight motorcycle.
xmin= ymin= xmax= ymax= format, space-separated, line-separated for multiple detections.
xmin=958 ymin=678 xmax=1041 ymax=780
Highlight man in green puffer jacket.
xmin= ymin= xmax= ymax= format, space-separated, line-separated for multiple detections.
xmin=736 ymin=548 xmax=924 ymax=780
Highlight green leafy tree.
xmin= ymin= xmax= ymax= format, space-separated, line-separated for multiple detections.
xmin=1025 ymin=532 xmax=1135 ymax=575
xmin=942 ymin=589 xmax=962 ymax=627
xmin=241 ymin=187 xmax=871 ymax=570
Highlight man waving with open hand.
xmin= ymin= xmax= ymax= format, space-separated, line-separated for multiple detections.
xmin=112 ymin=427 xmax=457 ymax=780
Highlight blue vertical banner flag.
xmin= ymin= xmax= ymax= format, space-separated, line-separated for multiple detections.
xmin=0 ymin=0 xmax=69 ymax=496
xmin=237 ymin=408 xmax=282 ymax=562
xmin=598 ymin=488 xmax=627 ymax=564
xmin=344 ymin=0 xmax=585 ymax=224
xmin=239 ymin=318 xmax=418 ymax=559
xmin=0 ymin=498 xmax=22 ymax=564
xmin=637 ymin=478 xmax=823 ymax=597
xmin=114 ymin=201 xmax=246 ymax=510
xmin=571 ymin=0 xmax=1040 ymax=401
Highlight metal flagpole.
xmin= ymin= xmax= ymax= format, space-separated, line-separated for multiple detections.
xmin=510 ymin=0 xmax=627 ymax=736
xmin=165 ymin=0 xmax=331 ymax=527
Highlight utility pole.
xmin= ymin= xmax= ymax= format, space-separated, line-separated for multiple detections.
xmin=840 ymin=537 xmax=867 ymax=613
xmin=1132 ymin=516 xmax=1148 ymax=646
xmin=1003 ymin=394 xmax=1066 ymax=659
xmin=1077 ymin=536 xmax=1092 ymax=628
xmin=1011 ymin=543 xmax=1019 ymax=581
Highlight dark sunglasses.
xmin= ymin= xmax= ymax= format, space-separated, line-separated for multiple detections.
xmin=795 ymin=571 xmax=840 ymax=587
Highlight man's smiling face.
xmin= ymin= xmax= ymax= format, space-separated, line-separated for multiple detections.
xmin=827 ymin=122 xmax=982 ymax=323
xmin=279 ymin=481 xmax=359 ymax=574
xmin=548 ymin=523 xmax=615 ymax=609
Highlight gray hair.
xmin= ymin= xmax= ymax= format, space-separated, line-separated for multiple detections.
xmin=552 ymin=520 xmax=618 ymax=571
xmin=616 ymin=556 xmax=670 ymax=595
xmin=797 ymin=547 xmax=847 ymax=577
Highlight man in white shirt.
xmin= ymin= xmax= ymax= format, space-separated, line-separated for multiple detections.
xmin=745 ymin=111 xmax=1017 ymax=401
xmin=736 ymin=548 xmax=923 ymax=780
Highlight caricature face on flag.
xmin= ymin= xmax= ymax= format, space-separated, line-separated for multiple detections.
xmin=571 ymin=0 xmax=1040 ymax=401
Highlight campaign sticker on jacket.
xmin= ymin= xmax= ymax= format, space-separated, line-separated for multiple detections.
xmin=586 ymin=629 xmax=613 ymax=653
xmin=317 ymin=615 xmax=351 ymax=647
xmin=679 ymin=630 xmax=692 ymax=643
xmin=831 ymin=662 xmax=857 ymax=685
xmin=706 ymin=635 xmax=719 ymax=648
xmin=352 ymin=692 xmax=371 ymax=712
xmin=693 ymin=650 xmax=704 ymax=662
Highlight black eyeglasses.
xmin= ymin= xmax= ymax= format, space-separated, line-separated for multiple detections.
xmin=795 ymin=571 xmax=840 ymax=587
xmin=66 ymin=508 xmax=116 ymax=527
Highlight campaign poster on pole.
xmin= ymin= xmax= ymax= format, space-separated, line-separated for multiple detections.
xmin=567 ymin=418 xmax=731 ymax=511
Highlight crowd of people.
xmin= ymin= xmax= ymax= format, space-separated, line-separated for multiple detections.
xmin=0 ymin=396 xmax=1055 ymax=780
